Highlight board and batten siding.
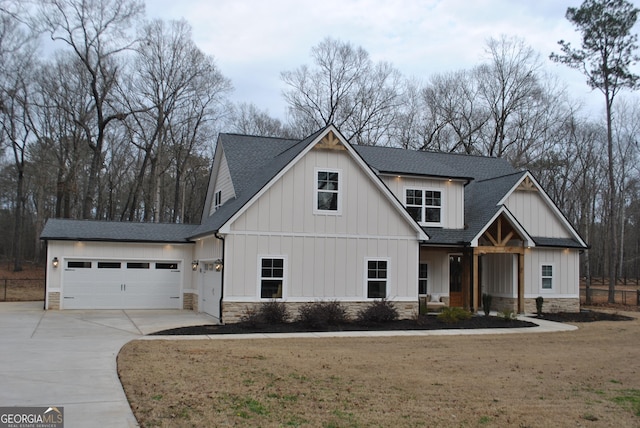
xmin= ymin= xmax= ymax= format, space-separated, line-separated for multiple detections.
xmin=206 ymin=150 xmax=236 ymax=216
xmin=193 ymin=235 xmax=223 ymax=261
xmin=223 ymin=234 xmax=417 ymax=301
xmin=46 ymin=240 xmax=195 ymax=291
xmin=380 ymin=176 xmax=464 ymax=229
xmin=481 ymin=253 xmax=517 ymax=297
xmin=524 ymin=248 xmax=580 ymax=298
xmin=505 ymin=190 xmax=571 ymax=238
xmin=224 ymin=147 xmax=420 ymax=301
xmin=418 ymin=248 xmax=449 ymax=296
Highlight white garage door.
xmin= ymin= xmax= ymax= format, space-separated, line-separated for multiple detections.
xmin=62 ymin=260 xmax=182 ymax=309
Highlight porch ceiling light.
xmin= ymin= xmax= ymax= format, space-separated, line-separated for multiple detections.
xmin=192 ymin=260 xmax=199 ymax=271
xmin=214 ymin=258 xmax=223 ymax=272
xmin=52 ymin=257 xmax=59 ymax=268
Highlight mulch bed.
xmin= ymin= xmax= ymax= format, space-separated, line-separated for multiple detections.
xmin=152 ymin=310 xmax=637 ymax=336
xmin=537 ymin=310 xmax=635 ymax=323
xmin=152 ymin=314 xmax=536 ymax=335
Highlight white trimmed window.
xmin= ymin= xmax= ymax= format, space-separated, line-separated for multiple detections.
xmin=541 ymin=264 xmax=554 ymax=291
xmin=315 ymin=169 xmax=341 ymax=214
xmin=214 ymin=190 xmax=222 ymax=211
xmin=260 ymin=257 xmax=285 ymax=298
xmin=405 ymin=188 xmax=442 ymax=225
xmin=418 ymin=263 xmax=428 ymax=295
xmin=366 ymin=259 xmax=388 ymax=298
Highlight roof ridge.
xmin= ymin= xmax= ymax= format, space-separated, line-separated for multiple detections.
xmin=219 ymin=132 xmax=299 ymax=141
xmin=47 ymin=218 xmax=198 ymax=226
xmin=474 ymin=170 xmax=525 ymax=184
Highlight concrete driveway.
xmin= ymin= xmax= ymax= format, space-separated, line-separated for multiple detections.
xmin=0 ymin=302 xmax=215 ymax=427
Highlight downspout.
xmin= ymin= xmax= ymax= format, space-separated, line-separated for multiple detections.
xmin=215 ymin=232 xmax=225 ymax=324
xmin=43 ymin=239 xmax=48 ymax=310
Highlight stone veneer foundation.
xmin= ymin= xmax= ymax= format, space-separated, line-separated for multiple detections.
xmin=221 ymin=301 xmax=419 ymax=324
xmin=183 ymin=292 xmax=198 ymax=311
xmin=47 ymin=292 xmax=60 ymax=310
xmin=491 ymin=296 xmax=580 ymax=314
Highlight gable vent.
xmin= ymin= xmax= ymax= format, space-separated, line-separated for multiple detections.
xmin=315 ymin=131 xmax=345 ymax=151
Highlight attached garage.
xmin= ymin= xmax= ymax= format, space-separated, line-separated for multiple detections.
xmin=41 ymin=220 xmax=199 ymax=311
xmin=61 ymin=260 xmax=183 ymax=309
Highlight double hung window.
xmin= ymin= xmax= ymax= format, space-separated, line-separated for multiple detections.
xmin=367 ymin=260 xmax=388 ymax=298
xmin=315 ymin=169 xmax=341 ymax=213
xmin=260 ymin=257 xmax=284 ymax=298
xmin=405 ymin=189 xmax=442 ymax=225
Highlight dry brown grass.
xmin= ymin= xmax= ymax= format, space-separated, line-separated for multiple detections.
xmin=118 ymin=312 xmax=640 ymax=427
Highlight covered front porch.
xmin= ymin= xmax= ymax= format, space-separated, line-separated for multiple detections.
xmin=420 ymin=214 xmax=530 ymax=314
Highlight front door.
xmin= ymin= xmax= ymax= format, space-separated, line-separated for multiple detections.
xmin=200 ymin=261 xmax=222 ymax=321
xmin=449 ymin=254 xmax=463 ymax=307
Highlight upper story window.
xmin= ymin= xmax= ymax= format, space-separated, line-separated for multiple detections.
xmin=315 ymin=169 xmax=341 ymax=214
xmin=214 ymin=190 xmax=222 ymax=211
xmin=405 ymin=188 xmax=442 ymax=225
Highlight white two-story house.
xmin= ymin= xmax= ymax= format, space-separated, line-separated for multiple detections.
xmin=41 ymin=125 xmax=587 ymax=321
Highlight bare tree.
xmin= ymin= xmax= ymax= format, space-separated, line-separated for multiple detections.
xmin=281 ymin=37 xmax=404 ymax=145
xmin=0 ymin=3 xmax=38 ymax=270
xmin=228 ymin=102 xmax=293 ymax=138
xmin=37 ymin=0 xmax=144 ymax=219
xmin=551 ymin=0 xmax=640 ymax=302
xmin=122 ymin=18 xmax=231 ymax=222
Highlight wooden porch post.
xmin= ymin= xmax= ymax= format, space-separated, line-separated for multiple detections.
xmin=518 ymin=252 xmax=525 ymax=313
xmin=462 ymin=249 xmax=470 ymax=311
xmin=473 ymin=249 xmax=479 ymax=312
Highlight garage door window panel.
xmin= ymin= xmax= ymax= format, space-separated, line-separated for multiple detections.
xmin=127 ymin=262 xmax=150 ymax=269
xmin=98 ymin=262 xmax=121 ymax=269
xmin=67 ymin=261 xmax=91 ymax=269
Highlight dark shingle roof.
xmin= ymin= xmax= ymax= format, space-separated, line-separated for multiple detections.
xmin=353 ymin=146 xmax=516 ymax=181
xmin=190 ymin=129 xmax=325 ymax=238
xmin=533 ymin=237 xmax=586 ymax=249
xmin=40 ymin=129 xmax=584 ymax=249
xmin=40 ymin=219 xmax=198 ymax=243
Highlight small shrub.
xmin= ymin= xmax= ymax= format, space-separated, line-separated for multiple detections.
xmin=357 ymin=299 xmax=399 ymax=323
xmin=241 ymin=301 xmax=290 ymax=325
xmin=240 ymin=305 xmax=263 ymax=326
xmin=535 ymin=296 xmax=544 ymax=316
xmin=497 ymin=309 xmax=518 ymax=322
xmin=297 ymin=300 xmax=349 ymax=328
xmin=482 ymin=293 xmax=492 ymax=316
xmin=437 ymin=307 xmax=472 ymax=323
xmin=259 ymin=300 xmax=290 ymax=324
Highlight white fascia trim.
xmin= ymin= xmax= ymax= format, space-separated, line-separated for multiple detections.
xmin=498 ymin=171 xmax=587 ymax=248
xmin=226 ymin=230 xmax=418 ymax=241
xmin=470 ymin=206 xmax=535 ymax=248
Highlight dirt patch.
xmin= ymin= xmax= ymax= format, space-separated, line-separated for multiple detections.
xmin=119 ymin=311 xmax=639 ymax=427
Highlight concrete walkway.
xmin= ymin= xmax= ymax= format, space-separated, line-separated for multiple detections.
xmin=0 ymin=302 xmax=576 ymax=427
xmin=0 ymin=302 xmax=216 ymax=428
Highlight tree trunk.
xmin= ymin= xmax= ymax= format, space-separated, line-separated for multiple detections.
xmin=12 ymin=167 xmax=24 ymax=272
xmin=606 ymin=95 xmax=617 ymax=304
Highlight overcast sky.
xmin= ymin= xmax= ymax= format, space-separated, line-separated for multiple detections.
xmin=145 ymin=0 xmax=640 ymax=121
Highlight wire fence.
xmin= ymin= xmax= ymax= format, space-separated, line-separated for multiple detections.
xmin=0 ymin=278 xmax=45 ymax=302
xmin=580 ymin=284 xmax=640 ymax=307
